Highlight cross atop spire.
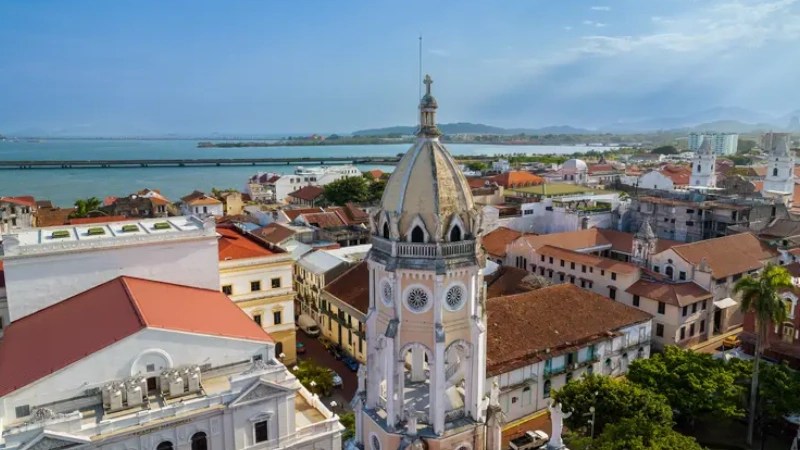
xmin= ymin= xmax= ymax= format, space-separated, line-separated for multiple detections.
xmin=424 ymin=74 xmax=433 ymax=96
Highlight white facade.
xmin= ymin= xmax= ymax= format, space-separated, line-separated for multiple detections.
xmin=181 ymin=202 xmax=224 ymax=218
xmin=492 ymin=159 xmax=511 ymax=173
xmin=252 ymin=166 xmax=362 ymax=204
xmin=690 ymin=137 xmax=717 ymax=187
xmin=762 ymin=133 xmax=795 ymax=206
xmin=522 ymin=193 xmax=620 ymax=234
xmin=0 ymin=329 xmax=342 ymax=450
xmin=0 ymin=216 xmax=220 ymax=321
xmin=689 ymin=132 xmax=738 ymax=156
xmin=639 ymin=170 xmax=677 ymax=191
xmin=0 ymin=200 xmax=36 ymax=236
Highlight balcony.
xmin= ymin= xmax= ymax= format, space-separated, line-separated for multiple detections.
xmin=543 ymin=366 xmax=567 ymax=378
xmin=371 ymin=236 xmax=476 ymax=260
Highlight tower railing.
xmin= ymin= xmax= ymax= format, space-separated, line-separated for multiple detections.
xmin=371 ymin=236 xmax=475 ymax=259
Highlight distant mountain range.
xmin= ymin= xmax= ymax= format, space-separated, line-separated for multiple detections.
xmin=353 ymin=123 xmax=594 ymax=136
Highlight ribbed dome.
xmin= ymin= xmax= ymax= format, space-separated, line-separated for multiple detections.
xmin=380 ymin=138 xmax=475 ymax=241
xmin=562 ymin=158 xmax=588 ymax=171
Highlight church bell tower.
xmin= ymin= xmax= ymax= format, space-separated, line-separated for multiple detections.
xmin=351 ymin=75 xmax=494 ymax=450
xmin=690 ymin=136 xmax=717 ymax=187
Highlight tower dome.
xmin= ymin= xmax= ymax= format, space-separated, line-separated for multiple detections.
xmin=562 ymin=158 xmax=588 ymax=171
xmin=375 ymin=75 xmax=477 ymax=243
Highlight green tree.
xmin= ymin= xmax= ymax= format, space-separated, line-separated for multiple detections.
xmin=567 ymin=416 xmax=702 ymax=450
xmin=758 ymin=362 xmax=800 ymax=425
xmin=627 ymin=346 xmax=746 ymax=427
xmin=71 ymin=197 xmax=102 ymax=218
xmin=651 ymin=145 xmax=679 ymax=155
xmin=465 ymin=161 xmax=488 ymax=171
xmin=553 ymin=374 xmax=673 ymax=435
xmin=370 ymin=179 xmax=387 ymax=202
xmin=292 ymin=360 xmax=334 ymax=396
xmin=737 ymin=138 xmax=758 ymax=154
xmin=339 ymin=412 xmax=355 ymax=440
xmin=733 ymin=263 xmax=792 ymax=444
xmin=323 ymin=176 xmax=371 ymax=205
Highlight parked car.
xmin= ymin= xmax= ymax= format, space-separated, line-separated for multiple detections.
xmin=329 ymin=344 xmax=344 ymax=360
xmin=296 ymin=342 xmax=306 ymax=354
xmin=297 ymin=314 xmax=320 ymax=337
xmin=329 ymin=370 xmax=343 ymax=388
xmin=342 ymin=356 xmax=359 ymax=372
xmin=509 ymin=430 xmax=549 ymax=450
xmin=318 ymin=336 xmax=334 ymax=351
xmin=723 ymin=335 xmax=741 ymax=348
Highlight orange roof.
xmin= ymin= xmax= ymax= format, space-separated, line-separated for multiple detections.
xmin=537 ymin=245 xmax=639 ymax=274
xmin=752 ymin=181 xmax=765 ymax=191
xmin=68 ymin=216 xmax=129 ymax=225
xmin=598 ymin=229 xmax=682 ymax=254
xmin=252 ymin=223 xmax=297 ymax=245
xmin=366 ymin=169 xmax=384 ymax=179
xmin=490 ymin=171 xmax=544 ymax=188
xmin=217 ymin=225 xmax=277 ymax=260
xmin=0 ymin=196 xmax=36 ymax=207
xmin=519 ymin=228 xmax=681 ymax=255
xmin=0 ymin=276 xmax=271 ymax=397
xmin=325 ymin=203 xmax=369 ymax=225
xmin=323 ymin=262 xmax=370 ymax=315
xmin=483 ymin=227 xmax=529 ymax=258
xmin=466 ymin=177 xmax=489 ymax=189
xmin=625 ymin=279 xmax=712 ymax=307
xmin=35 ymin=207 xmax=74 ymax=227
xmin=103 ymin=196 xmax=118 ymax=206
xmin=670 ymin=232 xmax=779 ymax=279
xmin=658 ymin=165 xmax=692 ymax=185
xmin=289 ymin=185 xmax=325 ymax=202
xmin=753 ymin=166 xmax=768 ymax=177
xmin=188 ymin=196 xmax=222 ymax=206
xmin=303 ymin=211 xmax=345 ymax=228
xmin=283 ymin=207 xmax=324 ymax=221
xmin=588 ymin=164 xmax=615 ymax=174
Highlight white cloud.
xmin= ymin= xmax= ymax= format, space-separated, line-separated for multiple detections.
xmin=591 ymin=6 xmax=611 ymax=11
xmin=595 ymin=22 xmax=607 ymax=27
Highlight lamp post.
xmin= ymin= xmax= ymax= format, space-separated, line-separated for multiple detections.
xmin=279 ymin=352 xmax=286 ymax=362
xmin=582 ymin=391 xmax=599 ymax=439
xmin=330 ymin=401 xmax=338 ymax=414
xmin=310 ymin=380 xmax=317 ymax=394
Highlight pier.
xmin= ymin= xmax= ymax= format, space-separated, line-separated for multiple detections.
xmin=0 ymin=156 xmax=412 ymax=170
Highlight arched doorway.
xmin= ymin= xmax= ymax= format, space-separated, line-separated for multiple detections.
xmin=383 ymin=222 xmax=390 ymax=239
xmin=411 ymin=226 xmax=425 ymax=243
xmin=191 ymin=432 xmax=208 ymax=450
xmin=157 ymin=442 xmax=174 ymax=450
xmin=275 ymin=342 xmax=284 ymax=358
xmin=449 ymin=226 xmax=462 ymax=242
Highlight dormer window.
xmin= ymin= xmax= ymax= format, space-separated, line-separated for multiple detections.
xmin=382 ymin=222 xmax=390 ymax=239
xmin=449 ymin=225 xmax=462 ymax=242
xmin=411 ymin=226 xmax=425 ymax=243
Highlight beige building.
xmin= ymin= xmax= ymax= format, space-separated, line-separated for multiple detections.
xmin=319 ymin=261 xmax=369 ymax=363
xmin=217 ymin=190 xmax=245 ymax=216
xmin=217 ymin=224 xmax=297 ymax=363
xmin=294 ymin=249 xmax=354 ymax=326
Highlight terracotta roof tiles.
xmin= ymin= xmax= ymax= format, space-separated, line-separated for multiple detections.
xmin=288 ymin=185 xmax=325 ymax=202
xmin=658 ymin=165 xmax=692 ymax=185
xmin=283 ymin=208 xmax=324 ymax=221
xmin=489 ymin=171 xmax=544 ymax=188
xmin=625 ymin=280 xmax=712 ymax=307
xmin=323 ymin=262 xmax=369 ymax=315
xmin=537 ymin=245 xmax=639 ymax=274
xmin=483 ymin=227 xmax=528 ymax=258
xmin=217 ymin=225 xmax=278 ymax=260
xmin=670 ymin=232 xmax=779 ymax=279
xmin=0 ymin=276 xmax=271 ymax=397
xmin=0 ymin=196 xmax=36 ymax=207
xmin=485 ymin=265 xmax=534 ymax=298
xmin=35 ymin=207 xmax=74 ymax=227
xmin=486 ymin=284 xmax=652 ymax=376
xmin=252 ymin=223 xmax=297 ymax=245
xmin=302 ymin=212 xmax=345 ymax=229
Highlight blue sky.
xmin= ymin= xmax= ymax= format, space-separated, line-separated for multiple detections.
xmin=1 ymin=0 xmax=799 ymax=134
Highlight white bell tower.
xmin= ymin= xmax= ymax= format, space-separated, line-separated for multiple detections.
xmin=690 ymin=136 xmax=717 ymax=187
xmin=762 ymin=133 xmax=795 ymax=206
xmin=352 ymin=75 xmax=494 ymax=450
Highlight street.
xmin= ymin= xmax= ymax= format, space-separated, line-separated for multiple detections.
xmin=296 ymin=331 xmax=358 ymax=414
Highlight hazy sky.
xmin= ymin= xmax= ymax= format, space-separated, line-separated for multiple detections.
xmin=2 ymin=0 xmax=800 ymax=134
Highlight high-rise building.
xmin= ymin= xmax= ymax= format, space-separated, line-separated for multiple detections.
xmin=688 ymin=132 xmax=738 ymax=155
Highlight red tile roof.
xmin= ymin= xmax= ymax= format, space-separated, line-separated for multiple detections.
xmin=466 ymin=177 xmax=490 ymax=189
xmin=485 ymin=266 xmax=534 ymax=298
xmin=625 ymin=280 xmax=712 ymax=307
xmin=658 ymin=165 xmax=692 ymax=185
xmin=588 ymin=164 xmax=615 ymax=174
xmin=35 ymin=207 xmax=74 ymax=227
xmin=283 ymin=208 xmax=324 ymax=221
xmin=252 ymin=223 xmax=297 ymax=245
xmin=483 ymin=227 xmax=529 ymax=258
xmin=68 ymin=216 xmax=129 ymax=225
xmin=486 ymin=284 xmax=652 ymax=376
xmin=323 ymin=262 xmax=369 ymax=315
xmin=597 ymin=229 xmax=682 ymax=254
xmin=490 ymin=171 xmax=544 ymax=188
xmin=325 ymin=203 xmax=369 ymax=226
xmin=366 ymin=169 xmax=384 ymax=179
xmin=670 ymin=232 xmax=780 ymax=279
xmin=0 ymin=196 xmax=36 ymax=207
xmin=0 ymin=276 xmax=271 ymax=397
xmin=103 ymin=197 xmax=118 ymax=207
xmin=217 ymin=225 xmax=277 ymax=260
xmin=516 ymin=228 xmax=681 ymax=255
xmin=302 ymin=211 xmax=345 ymax=228
xmin=289 ymin=185 xmax=325 ymax=201
xmin=752 ymin=181 xmax=765 ymax=191
xmin=537 ymin=245 xmax=639 ymax=274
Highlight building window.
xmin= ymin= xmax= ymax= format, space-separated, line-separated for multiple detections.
xmin=699 ymin=320 xmax=705 ymax=333
xmin=559 ymin=273 xmax=565 ymax=282
xmin=601 ymin=270 xmax=605 ymax=276
xmin=411 ymin=226 xmax=425 ymax=243
xmin=251 ymin=281 xmax=261 ymax=292
xmin=656 ymin=323 xmax=664 ymax=337
xmin=582 ymin=265 xmax=586 ymax=273
xmin=774 ymin=168 xmax=778 ymax=177
xmin=692 ymin=303 xmax=698 ymax=314
xmin=560 ymin=260 xmax=565 ymax=267
xmin=570 ymin=262 xmax=575 ymax=270
xmin=680 ymin=327 xmax=686 ymax=340
xmin=222 ymin=285 xmax=233 ymax=295
xmin=541 ymin=255 xmax=545 ymax=262
xmin=371 ymin=434 xmax=381 ymax=450
xmin=679 ymin=271 xmax=687 ymax=280
xmin=702 ymin=300 xmax=707 ymax=310
xmin=611 ymin=272 xmax=617 ymax=281
xmin=609 ymin=287 xmax=616 ymax=300
xmin=273 ymin=311 xmax=282 ymax=325
xmin=157 ymin=442 xmax=174 ymax=450
xmin=686 ymin=221 xmax=694 ymax=227
xmin=657 ymin=302 xmax=665 ymax=314
xmin=716 ymin=277 xmax=726 ymax=285
xmin=271 ymin=278 xmax=281 ymax=289
xmin=633 ymin=295 xmax=640 ymax=307
xmin=653 ymin=266 xmax=660 ymax=273
xmin=255 ymin=420 xmax=269 ymax=443
xmin=689 ymin=323 xmax=695 ymax=336
xmin=15 ymin=405 xmax=30 ymax=418
xmin=666 ymin=266 xmax=674 ymax=279
xmin=254 ymin=314 xmax=262 ymax=326
xmin=146 ymin=363 xmax=156 ymax=372
xmin=686 ymin=209 xmax=694 ymax=214
xmin=191 ymin=433 xmax=208 ymax=450
xmin=682 ymin=306 xmax=688 ymax=317
xmin=549 ymin=257 xmax=554 ymax=264
xmin=543 ymin=380 xmax=551 ymax=399
xmin=569 ymin=275 xmax=576 ymax=284
xmin=565 ymin=372 xmax=573 ymax=383
xmin=540 ymin=267 xmax=545 ymax=276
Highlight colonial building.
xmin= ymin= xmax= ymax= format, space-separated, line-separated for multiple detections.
xmin=217 ymin=191 xmax=245 ymax=216
xmin=761 ymin=132 xmax=795 ymax=207
xmin=102 ymin=189 xmax=171 ymax=219
xmin=217 ymin=224 xmax=297 ymax=363
xmin=0 ymin=197 xmax=37 ymax=235
xmin=689 ymin=137 xmax=717 ymax=188
xmin=638 ymin=165 xmax=692 ymax=191
xmin=288 ymin=186 xmax=326 ymax=207
xmin=320 ymin=261 xmax=369 ymax=363
xmin=248 ymin=166 xmax=361 ymax=204
xmin=0 ymin=276 xmax=343 ymax=450
xmin=179 ymin=191 xmax=224 ymax=217
xmin=741 ymin=286 xmax=800 ymax=368
xmin=0 ymin=216 xmax=220 ymax=322
xmin=294 ymin=250 xmax=356 ymax=326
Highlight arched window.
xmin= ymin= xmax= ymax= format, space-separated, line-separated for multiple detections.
xmin=411 ymin=226 xmax=425 ymax=243
xmin=773 ymin=168 xmax=779 ymax=177
xmin=275 ymin=342 xmax=284 ymax=358
xmin=449 ymin=226 xmax=462 ymax=242
xmin=665 ymin=266 xmax=674 ymax=279
xmin=382 ymin=222 xmax=390 ymax=239
xmin=637 ymin=347 xmax=645 ymax=359
xmin=157 ymin=442 xmax=174 ymax=450
xmin=782 ymin=322 xmax=795 ymax=343
xmin=542 ymin=380 xmax=551 ymax=399
xmin=191 ymin=433 xmax=208 ymax=450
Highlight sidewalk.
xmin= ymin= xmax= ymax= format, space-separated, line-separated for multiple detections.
xmin=502 ymin=409 xmax=552 ymax=448
xmin=690 ymin=327 xmax=742 ymax=354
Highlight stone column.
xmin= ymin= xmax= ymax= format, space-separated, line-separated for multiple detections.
xmin=385 ymin=337 xmax=397 ymax=429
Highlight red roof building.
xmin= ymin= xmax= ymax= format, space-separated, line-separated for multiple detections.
xmin=489 ymin=171 xmax=544 ymax=189
xmin=217 ymin=225 xmax=279 ymax=261
xmin=288 ymin=186 xmax=325 ymax=207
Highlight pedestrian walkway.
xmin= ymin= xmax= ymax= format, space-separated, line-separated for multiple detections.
xmin=691 ymin=326 xmax=742 ymax=354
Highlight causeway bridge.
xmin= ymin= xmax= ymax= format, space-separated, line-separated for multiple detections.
xmin=0 ymin=156 xmax=411 ymax=170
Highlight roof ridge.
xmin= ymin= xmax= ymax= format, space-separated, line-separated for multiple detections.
xmin=120 ymin=277 xmax=149 ymax=327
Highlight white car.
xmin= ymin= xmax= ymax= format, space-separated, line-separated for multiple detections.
xmin=330 ymin=371 xmax=343 ymax=388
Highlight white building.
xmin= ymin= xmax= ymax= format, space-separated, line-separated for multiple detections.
xmin=521 ymin=192 xmax=620 ymax=234
xmin=639 ymin=165 xmax=692 ymax=191
xmin=492 ymin=159 xmax=511 ymax=173
xmin=690 ymin=137 xmax=717 ymax=187
xmin=0 ymin=216 xmax=220 ymax=322
xmin=0 ymin=276 xmax=342 ymax=450
xmin=179 ymin=192 xmax=224 ymax=217
xmin=0 ymin=262 xmax=6 ymax=338
xmin=689 ymin=132 xmax=738 ymax=156
xmin=761 ymin=133 xmax=795 ymax=207
xmin=248 ymin=166 xmax=361 ymax=204
xmin=0 ymin=197 xmax=36 ymax=235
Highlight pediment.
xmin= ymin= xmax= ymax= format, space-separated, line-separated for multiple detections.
xmin=20 ymin=432 xmax=91 ymax=450
xmin=230 ymin=378 xmax=296 ymax=407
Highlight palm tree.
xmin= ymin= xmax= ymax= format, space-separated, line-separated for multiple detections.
xmin=71 ymin=197 xmax=102 ymax=218
xmin=733 ymin=262 xmax=792 ymax=446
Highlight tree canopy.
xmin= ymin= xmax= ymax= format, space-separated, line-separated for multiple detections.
xmin=465 ymin=161 xmax=488 ymax=171
xmin=323 ymin=176 xmax=371 ymax=205
xmin=651 ymin=145 xmax=679 ymax=155
xmin=553 ymin=374 xmax=673 ymax=435
xmin=292 ymin=360 xmax=334 ymax=397
xmin=568 ymin=416 xmax=703 ymax=450
xmin=627 ymin=346 xmax=746 ymax=425
xmin=71 ymin=197 xmax=102 ymax=218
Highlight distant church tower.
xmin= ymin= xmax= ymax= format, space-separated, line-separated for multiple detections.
xmin=690 ymin=136 xmax=717 ymax=187
xmin=352 ymin=75 xmax=495 ymax=450
xmin=761 ymin=132 xmax=795 ymax=207
xmin=631 ymin=220 xmax=657 ymax=268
